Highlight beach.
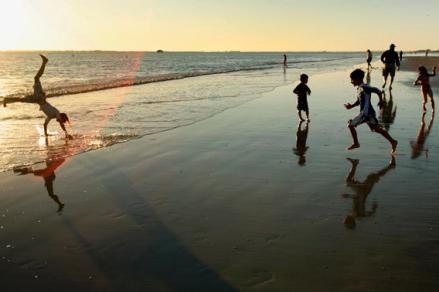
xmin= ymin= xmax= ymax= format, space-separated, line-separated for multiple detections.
xmin=1 ymin=58 xmax=439 ymax=291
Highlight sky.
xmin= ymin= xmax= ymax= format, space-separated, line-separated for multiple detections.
xmin=1 ymin=0 xmax=438 ymax=52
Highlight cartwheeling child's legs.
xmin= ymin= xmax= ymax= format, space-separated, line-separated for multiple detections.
xmin=35 ymin=54 xmax=48 ymax=82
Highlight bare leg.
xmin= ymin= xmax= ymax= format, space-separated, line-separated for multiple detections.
xmin=347 ymin=123 xmax=360 ymax=150
xmin=373 ymin=127 xmax=398 ymax=154
xmin=422 ymin=91 xmax=428 ymax=112
xmin=298 ymin=110 xmax=305 ymax=121
xmin=429 ymin=91 xmax=435 ymax=112
xmin=382 ymin=75 xmax=388 ymax=88
xmin=305 ymin=109 xmax=310 ymax=121
xmin=35 ymin=54 xmax=48 ymax=81
xmin=389 ymin=76 xmax=394 ymax=90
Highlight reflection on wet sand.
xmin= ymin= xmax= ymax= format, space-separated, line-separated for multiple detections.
xmin=292 ymin=121 xmax=309 ymax=166
xmin=13 ymin=137 xmax=67 ymax=213
xmin=342 ymin=156 xmax=396 ymax=229
xmin=411 ymin=111 xmax=435 ymax=159
xmin=379 ymin=90 xmax=397 ymax=131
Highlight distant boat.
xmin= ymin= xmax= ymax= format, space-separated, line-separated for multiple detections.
xmin=156 ymin=50 xmax=164 ymax=53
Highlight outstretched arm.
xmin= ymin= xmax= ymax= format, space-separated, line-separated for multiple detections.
xmin=429 ymin=66 xmax=437 ymax=77
xmin=344 ymin=99 xmax=360 ymax=109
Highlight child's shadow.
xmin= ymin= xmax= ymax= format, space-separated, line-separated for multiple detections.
xmin=411 ymin=111 xmax=434 ymax=159
xmin=13 ymin=138 xmax=67 ymax=214
xmin=342 ymin=156 xmax=396 ymax=229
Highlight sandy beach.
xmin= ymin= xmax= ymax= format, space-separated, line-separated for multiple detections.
xmin=1 ymin=59 xmax=439 ymax=291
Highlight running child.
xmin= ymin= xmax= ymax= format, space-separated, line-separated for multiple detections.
xmin=414 ymin=65 xmax=436 ymax=112
xmin=344 ymin=69 xmax=398 ymax=154
xmin=293 ymin=74 xmax=311 ymax=121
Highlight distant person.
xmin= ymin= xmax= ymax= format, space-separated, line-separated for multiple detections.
xmin=366 ymin=49 xmax=372 ymax=70
xmin=293 ymin=121 xmax=309 ymax=166
xmin=293 ymin=74 xmax=311 ymax=121
xmin=380 ymin=44 xmax=400 ymax=90
xmin=283 ymin=54 xmax=287 ymax=67
xmin=414 ymin=66 xmax=436 ymax=112
xmin=425 ymin=49 xmax=430 ymax=57
xmin=3 ymin=55 xmax=72 ymax=138
xmin=344 ymin=69 xmax=398 ymax=154
xmin=399 ymin=50 xmax=403 ymax=61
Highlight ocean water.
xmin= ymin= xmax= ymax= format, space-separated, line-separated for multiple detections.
xmin=0 ymin=51 xmax=363 ymax=172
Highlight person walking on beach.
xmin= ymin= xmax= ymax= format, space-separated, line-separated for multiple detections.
xmin=283 ymin=54 xmax=288 ymax=67
xmin=293 ymin=74 xmax=311 ymax=121
xmin=414 ymin=66 xmax=436 ymax=112
xmin=366 ymin=49 xmax=372 ymax=70
xmin=380 ymin=44 xmax=400 ymax=90
xmin=399 ymin=50 xmax=403 ymax=61
xmin=344 ymin=69 xmax=398 ymax=154
xmin=3 ymin=55 xmax=72 ymax=138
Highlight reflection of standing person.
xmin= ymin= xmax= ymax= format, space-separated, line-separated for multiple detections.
xmin=399 ymin=50 xmax=403 ymax=61
xmin=366 ymin=49 xmax=372 ymax=70
xmin=410 ymin=111 xmax=434 ymax=159
xmin=283 ymin=54 xmax=287 ymax=67
xmin=414 ymin=66 xmax=436 ymax=112
xmin=292 ymin=121 xmax=309 ymax=166
xmin=344 ymin=69 xmax=398 ymax=154
xmin=380 ymin=44 xmax=400 ymax=90
xmin=379 ymin=90 xmax=397 ymax=131
xmin=293 ymin=74 xmax=311 ymax=121
xmin=342 ymin=156 xmax=396 ymax=229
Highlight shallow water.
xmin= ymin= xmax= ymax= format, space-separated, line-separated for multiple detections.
xmin=0 ymin=52 xmax=363 ymax=172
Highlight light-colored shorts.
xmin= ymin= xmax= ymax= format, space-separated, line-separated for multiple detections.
xmin=349 ymin=113 xmax=379 ymax=130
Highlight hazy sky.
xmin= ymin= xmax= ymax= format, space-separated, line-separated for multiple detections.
xmin=1 ymin=0 xmax=438 ymax=51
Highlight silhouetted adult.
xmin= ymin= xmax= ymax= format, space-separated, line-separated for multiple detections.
xmin=366 ymin=49 xmax=372 ymax=70
xmin=380 ymin=44 xmax=400 ymax=90
xmin=399 ymin=50 xmax=403 ymax=61
xmin=283 ymin=54 xmax=287 ymax=67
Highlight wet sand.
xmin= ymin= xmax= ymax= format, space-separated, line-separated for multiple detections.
xmin=1 ymin=67 xmax=439 ymax=291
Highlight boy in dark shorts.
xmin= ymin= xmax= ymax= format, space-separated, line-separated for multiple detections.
xmin=293 ymin=74 xmax=311 ymax=121
xmin=344 ymin=69 xmax=398 ymax=154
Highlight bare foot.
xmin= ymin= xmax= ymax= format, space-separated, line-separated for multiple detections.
xmin=346 ymin=143 xmax=360 ymax=151
xmin=391 ymin=140 xmax=398 ymax=154
xmin=40 ymin=54 xmax=48 ymax=63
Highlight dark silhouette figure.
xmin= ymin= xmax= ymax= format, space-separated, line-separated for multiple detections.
xmin=342 ymin=156 xmax=396 ymax=229
xmin=381 ymin=44 xmax=400 ymax=90
xmin=379 ymin=90 xmax=397 ymax=131
xmin=399 ymin=50 xmax=403 ymax=61
xmin=283 ymin=54 xmax=287 ymax=67
xmin=292 ymin=121 xmax=309 ymax=166
xmin=366 ymin=49 xmax=372 ymax=70
xmin=13 ymin=138 xmax=67 ymax=213
xmin=410 ymin=111 xmax=434 ymax=159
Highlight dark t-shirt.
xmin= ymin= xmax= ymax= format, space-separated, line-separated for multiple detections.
xmin=380 ymin=50 xmax=400 ymax=66
xmin=293 ymin=83 xmax=311 ymax=99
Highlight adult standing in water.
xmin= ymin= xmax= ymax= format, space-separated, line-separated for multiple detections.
xmin=283 ymin=54 xmax=287 ymax=67
xmin=380 ymin=44 xmax=400 ymax=91
xmin=366 ymin=49 xmax=372 ymax=70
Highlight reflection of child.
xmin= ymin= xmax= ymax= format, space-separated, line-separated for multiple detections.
xmin=344 ymin=69 xmax=398 ymax=154
xmin=414 ymin=66 xmax=436 ymax=112
xmin=293 ymin=74 xmax=311 ymax=121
